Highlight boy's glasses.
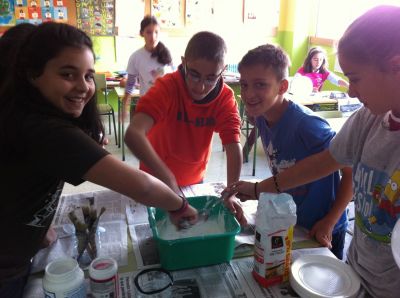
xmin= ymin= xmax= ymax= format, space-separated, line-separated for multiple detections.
xmin=184 ymin=63 xmax=224 ymax=87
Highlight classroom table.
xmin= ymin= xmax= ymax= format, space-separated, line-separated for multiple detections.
xmin=23 ymin=183 xmax=336 ymax=297
xmin=105 ymin=79 xmax=121 ymax=88
xmin=113 ymin=86 xmax=140 ymax=161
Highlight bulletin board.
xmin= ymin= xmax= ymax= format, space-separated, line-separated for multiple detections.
xmin=0 ymin=0 xmax=77 ymax=33
xmin=75 ymin=0 xmax=115 ymax=36
xmin=151 ymin=0 xmax=184 ymax=29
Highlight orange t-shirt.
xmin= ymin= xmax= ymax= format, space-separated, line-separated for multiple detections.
xmin=135 ymin=70 xmax=241 ymax=186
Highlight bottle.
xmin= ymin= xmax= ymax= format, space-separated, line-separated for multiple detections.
xmin=89 ymin=257 xmax=119 ymax=298
xmin=43 ymin=258 xmax=86 ymax=298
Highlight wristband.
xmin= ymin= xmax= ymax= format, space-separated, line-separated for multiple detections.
xmin=273 ymin=175 xmax=281 ymax=193
xmin=169 ymin=196 xmax=189 ymax=216
xmin=254 ymin=182 xmax=259 ymax=199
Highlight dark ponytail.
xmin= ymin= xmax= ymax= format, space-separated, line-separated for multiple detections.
xmin=140 ymin=15 xmax=172 ymax=66
xmin=152 ymin=41 xmax=172 ymax=65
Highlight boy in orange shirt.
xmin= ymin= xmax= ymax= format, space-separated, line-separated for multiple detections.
xmin=125 ymin=31 xmax=243 ymax=218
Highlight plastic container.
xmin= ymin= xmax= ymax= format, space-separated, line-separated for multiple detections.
xmin=43 ymin=258 xmax=86 ymax=298
xmin=89 ymin=257 xmax=119 ymax=298
xmin=147 ymin=196 xmax=241 ymax=270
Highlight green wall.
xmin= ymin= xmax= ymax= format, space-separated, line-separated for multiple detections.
xmin=92 ymin=36 xmax=117 ymax=72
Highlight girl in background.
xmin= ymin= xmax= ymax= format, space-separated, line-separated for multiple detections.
xmin=122 ymin=15 xmax=173 ymax=118
xmin=0 ymin=22 xmax=196 ymax=298
xmin=296 ymin=46 xmax=349 ymax=92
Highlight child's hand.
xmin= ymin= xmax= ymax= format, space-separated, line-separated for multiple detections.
xmin=226 ymin=181 xmax=258 ymax=202
xmin=224 ymin=196 xmax=247 ymax=226
xmin=309 ymin=218 xmax=334 ymax=249
xmin=169 ymin=204 xmax=198 ymax=228
xmin=120 ymin=108 xmax=130 ymax=123
xmin=102 ymin=137 xmax=109 ymax=149
xmin=40 ymin=225 xmax=58 ymax=248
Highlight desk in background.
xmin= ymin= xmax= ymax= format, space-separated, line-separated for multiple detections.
xmin=113 ymin=86 xmax=140 ymax=161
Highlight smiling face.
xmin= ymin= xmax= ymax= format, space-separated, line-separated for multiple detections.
xmin=239 ymin=64 xmax=288 ymax=119
xmin=311 ymin=52 xmax=324 ymax=72
xmin=339 ymin=52 xmax=400 ymax=116
xmin=32 ymin=46 xmax=95 ymax=118
xmin=141 ymin=23 xmax=160 ymax=51
xmin=182 ymin=57 xmax=225 ymax=101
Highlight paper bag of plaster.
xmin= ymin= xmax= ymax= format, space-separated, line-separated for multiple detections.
xmin=252 ymin=192 xmax=297 ymax=288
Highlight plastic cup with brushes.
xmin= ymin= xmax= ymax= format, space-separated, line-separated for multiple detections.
xmin=68 ymin=197 xmax=106 ymax=268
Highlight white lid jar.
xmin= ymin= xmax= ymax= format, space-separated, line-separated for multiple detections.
xmin=43 ymin=258 xmax=86 ymax=298
xmin=89 ymin=257 xmax=119 ymax=298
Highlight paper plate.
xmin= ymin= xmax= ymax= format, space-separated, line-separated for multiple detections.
xmin=392 ymin=219 xmax=400 ymax=269
xmin=290 ymin=255 xmax=360 ymax=298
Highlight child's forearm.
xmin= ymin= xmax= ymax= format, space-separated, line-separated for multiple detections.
xmin=322 ymin=167 xmax=353 ymax=227
xmin=225 ymin=142 xmax=242 ymax=186
xmin=339 ymin=79 xmax=349 ymax=88
xmin=258 ymin=149 xmax=342 ymax=194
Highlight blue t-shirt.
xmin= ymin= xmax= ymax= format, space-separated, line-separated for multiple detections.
xmin=256 ymin=101 xmax=347 ymax=233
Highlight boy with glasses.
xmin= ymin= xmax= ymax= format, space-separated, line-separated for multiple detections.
xmin=125 ymin=31 xmax=244 ymax=221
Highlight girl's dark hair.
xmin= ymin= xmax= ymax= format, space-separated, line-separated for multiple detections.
xmin=0 ymin=23 xmax=36 ymax=84
xmin=339 ymin=5 xmax=400 ymax=70
xmin=140 ymin=15 xmax=172 ymax=65
xmin=0 ymin=22 xmax=104 ymax=146
xmin=302 ymin=47 xmax=328 ymax=74
xmin=184 ymin=31 xmax=226 ymax=63
xmin=238 ymin=44 xmax=290 ymax=81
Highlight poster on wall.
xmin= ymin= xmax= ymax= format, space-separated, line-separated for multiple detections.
xmin=151 ymin=0 xmax=182 ymax=28
xmin=75 ymin=0 xmax=115 ymax=36
xmin=185 ymin=0 xmax=213 ymax=28
xmin=12 ymin=0 xmax=68 ymax=25
xmin=0 ymin=0 xmax=15 ymax=26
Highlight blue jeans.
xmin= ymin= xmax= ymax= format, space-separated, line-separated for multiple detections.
xmin=331 ymin=229 xmax=346 ymax=260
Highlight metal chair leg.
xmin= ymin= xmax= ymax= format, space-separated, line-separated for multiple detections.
xmin=112 ymin=111 xmax=118 ymax=146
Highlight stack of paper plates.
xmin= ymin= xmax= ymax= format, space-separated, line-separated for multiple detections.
xmin=290 ymin=255 xmax=360 ymax=298
xmin=392 ymin=219 xmax=400 ymax=269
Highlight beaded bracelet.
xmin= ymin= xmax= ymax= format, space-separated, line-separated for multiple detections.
xmin=273 ymin=175 xmax=281 ymax=193
xmin=254 ymin=182 xmax=259 ymax=199
xmin=169 ymin=196 xmax=189 ymax=216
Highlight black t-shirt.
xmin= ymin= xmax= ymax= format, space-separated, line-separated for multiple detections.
xmin=0 ymin=110 xmax=109 ymax=281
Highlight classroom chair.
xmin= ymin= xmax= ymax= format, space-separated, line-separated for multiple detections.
xmin=94 ymin=73 xmax=118 ymax=146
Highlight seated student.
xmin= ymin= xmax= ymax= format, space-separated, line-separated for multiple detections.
xmin=0 ymin=22 xmax=197 ymax=298
xmin=228 ymin=6 xmax=400 ymax=297
xmin=296 ymin=46 xmax=349 ymax=92
xmin=227 ymin=44 xmax=353 ymax=259
xmin=124 ymin=31 xmax=244 ymax=221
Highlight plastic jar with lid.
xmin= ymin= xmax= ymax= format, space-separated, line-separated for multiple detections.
xmin=43 ymin=257 xmax=86 ymax=298
xmin=89 ymin=256 xmax=119 ymax=298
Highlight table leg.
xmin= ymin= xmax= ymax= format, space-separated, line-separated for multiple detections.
xmin=121 ymin=102 xmax=125 ymax=161
xmin=118 ymin=100 xmax=121 ymax=149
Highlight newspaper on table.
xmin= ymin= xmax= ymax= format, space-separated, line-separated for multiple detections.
xmin=31 ymin=190 xmax=129 ymax=273
xmin=25 ymin=248 xmax=334 ymax=298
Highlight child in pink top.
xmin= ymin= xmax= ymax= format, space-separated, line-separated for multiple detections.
xmin=296 ymin=47 xmax=348 ymax=92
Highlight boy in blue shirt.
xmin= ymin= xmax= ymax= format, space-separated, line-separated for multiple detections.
xmin=230 ymin=44 xmax=352 ymax=259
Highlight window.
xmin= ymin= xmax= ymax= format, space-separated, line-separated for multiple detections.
xmin=316 ymin=0 xmax=400 ymax=40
